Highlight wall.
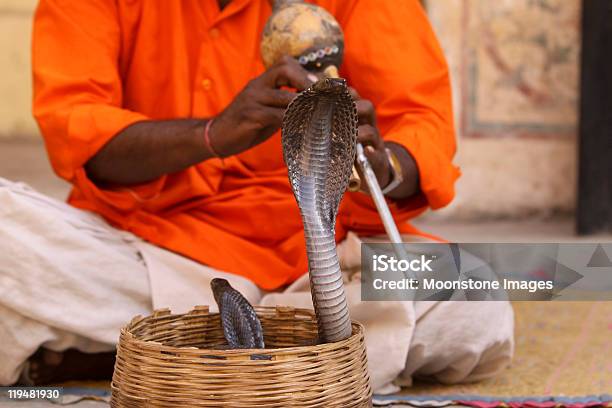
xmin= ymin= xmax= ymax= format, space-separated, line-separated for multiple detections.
xmin=425 ymin=0 xmax=581 ymax=219
xmin=0 ymin=0 xmax=38 ymax=140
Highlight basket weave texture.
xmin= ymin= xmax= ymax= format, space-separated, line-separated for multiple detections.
xmin=111 ymin=305 xmax=372 ymax=407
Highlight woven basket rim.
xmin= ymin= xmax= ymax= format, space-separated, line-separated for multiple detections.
xmin=120 ymin=305 xmax=366 ymax=356
xmin=112 ymin=305 xmax=372 ymax=407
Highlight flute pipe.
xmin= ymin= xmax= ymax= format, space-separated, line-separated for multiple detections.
xmin=354 ymin=144 xmax=401 ymax=241
xmin=355 ymin=145 xmax=413 ymax=281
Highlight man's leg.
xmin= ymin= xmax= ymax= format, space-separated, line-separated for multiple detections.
xmin=260 ymin=232 xmax=514 ymax=394
xmin=260 ymin=274 xmax=416 ymax=394
xmin=259 ymin=232 xmax=415 ymax=394
xmin=396 ymin=300 xmax=514 ymax=386
xmin=0 ymin=178 xmax=263 ymax=385
xmin=0 ymin=179 xmax=154 ymax=384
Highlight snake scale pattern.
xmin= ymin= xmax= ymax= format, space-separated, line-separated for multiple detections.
xmin=212 ymin=78 xmax=357 ymax=346
xmin=282 ymin=78 xmax=357 ymax=342
xmin=211 ymin=278 xmax=265 ymax=349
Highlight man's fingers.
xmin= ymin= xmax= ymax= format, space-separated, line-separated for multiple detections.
xmin=356 ymin=99 xmax=376 ymax=126
xmin=348 ymin=86 xmax=377 ymax=126
xmin=259 ymin=89 xmax=296 ymax=108
xmin=364 ymin=144 xmax=383 ymax=163
xmin=363 ymin=144 xmax=388 ymax=177
xmin=262 ymin=56 xmax=316 ymax=90
xmin=357 ymin=124 xmax=383 ymax=149
xmin=353 ymin=122 xmax=390 ymax=191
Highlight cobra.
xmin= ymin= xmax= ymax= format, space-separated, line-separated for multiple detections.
xmin=281 ymin=77 xmax=357 ymax=342
xmin=211 ymin=78 xmax=356 ymax=346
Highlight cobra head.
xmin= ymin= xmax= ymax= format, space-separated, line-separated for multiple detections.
xmin=210 ymin=278 xmax=231 ymax=305
xmin=261 ymin=0 xmax=344 ymax=76
xmin=311 ymin=77 xmax=347 ymax=93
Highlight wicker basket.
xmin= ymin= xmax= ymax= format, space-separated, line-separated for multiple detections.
xmin=111 ymin=305 xmax=372 ymax=407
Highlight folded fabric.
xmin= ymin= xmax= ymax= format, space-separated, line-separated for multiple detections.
xmin=372 ymin=394 xmax=612 ymax=408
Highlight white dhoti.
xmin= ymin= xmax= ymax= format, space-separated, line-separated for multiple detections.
xmin=0 ymin=178 xmax=514 ymax=393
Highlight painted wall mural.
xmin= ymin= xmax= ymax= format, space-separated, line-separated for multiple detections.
xmin=463 ymin=0 xmax=581 ymax=138
xmin=429 ymin=0 xmax=581 ymax=139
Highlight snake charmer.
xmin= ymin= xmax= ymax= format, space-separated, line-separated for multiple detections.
xmin=0 ymin=0 xmax=513 ymax=393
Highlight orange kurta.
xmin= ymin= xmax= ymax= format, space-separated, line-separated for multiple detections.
xmin=32 ymin=0 xmax=460 ymax=290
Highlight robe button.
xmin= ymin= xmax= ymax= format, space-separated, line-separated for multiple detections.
xmin=210 ymin=28 xmax=220 ymax=38
xmin=201 ymin=78 xmax=212 ymax=90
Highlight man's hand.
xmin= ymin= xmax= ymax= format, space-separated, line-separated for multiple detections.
xmin=349 ymin=87 xmax=391 ymax=190
xmin=209 ymin=56 xmax=316 ymax=157
xmin=86 ymin=56 xmax=315 ymax=186
xmin=349 ymin=87 xmax=420 ymax=200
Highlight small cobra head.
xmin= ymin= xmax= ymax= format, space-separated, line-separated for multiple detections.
xmin=311 ymin=77 xmax=347 ymax=93
xmin=211 ymin=278 xmax=230 ymax=305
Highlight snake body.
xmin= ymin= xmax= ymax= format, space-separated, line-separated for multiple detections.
xmin=212 ymin=78 xmax=357 ymax=346
xmin=281 ymin=78 xmax=357 ymax=342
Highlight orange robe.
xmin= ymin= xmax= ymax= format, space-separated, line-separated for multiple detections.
xmin=32 ymin=0 xmax=460 ymax=290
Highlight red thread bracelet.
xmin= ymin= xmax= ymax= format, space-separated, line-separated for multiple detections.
xmin=203 ymin=119 xmax=220 ymax=158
